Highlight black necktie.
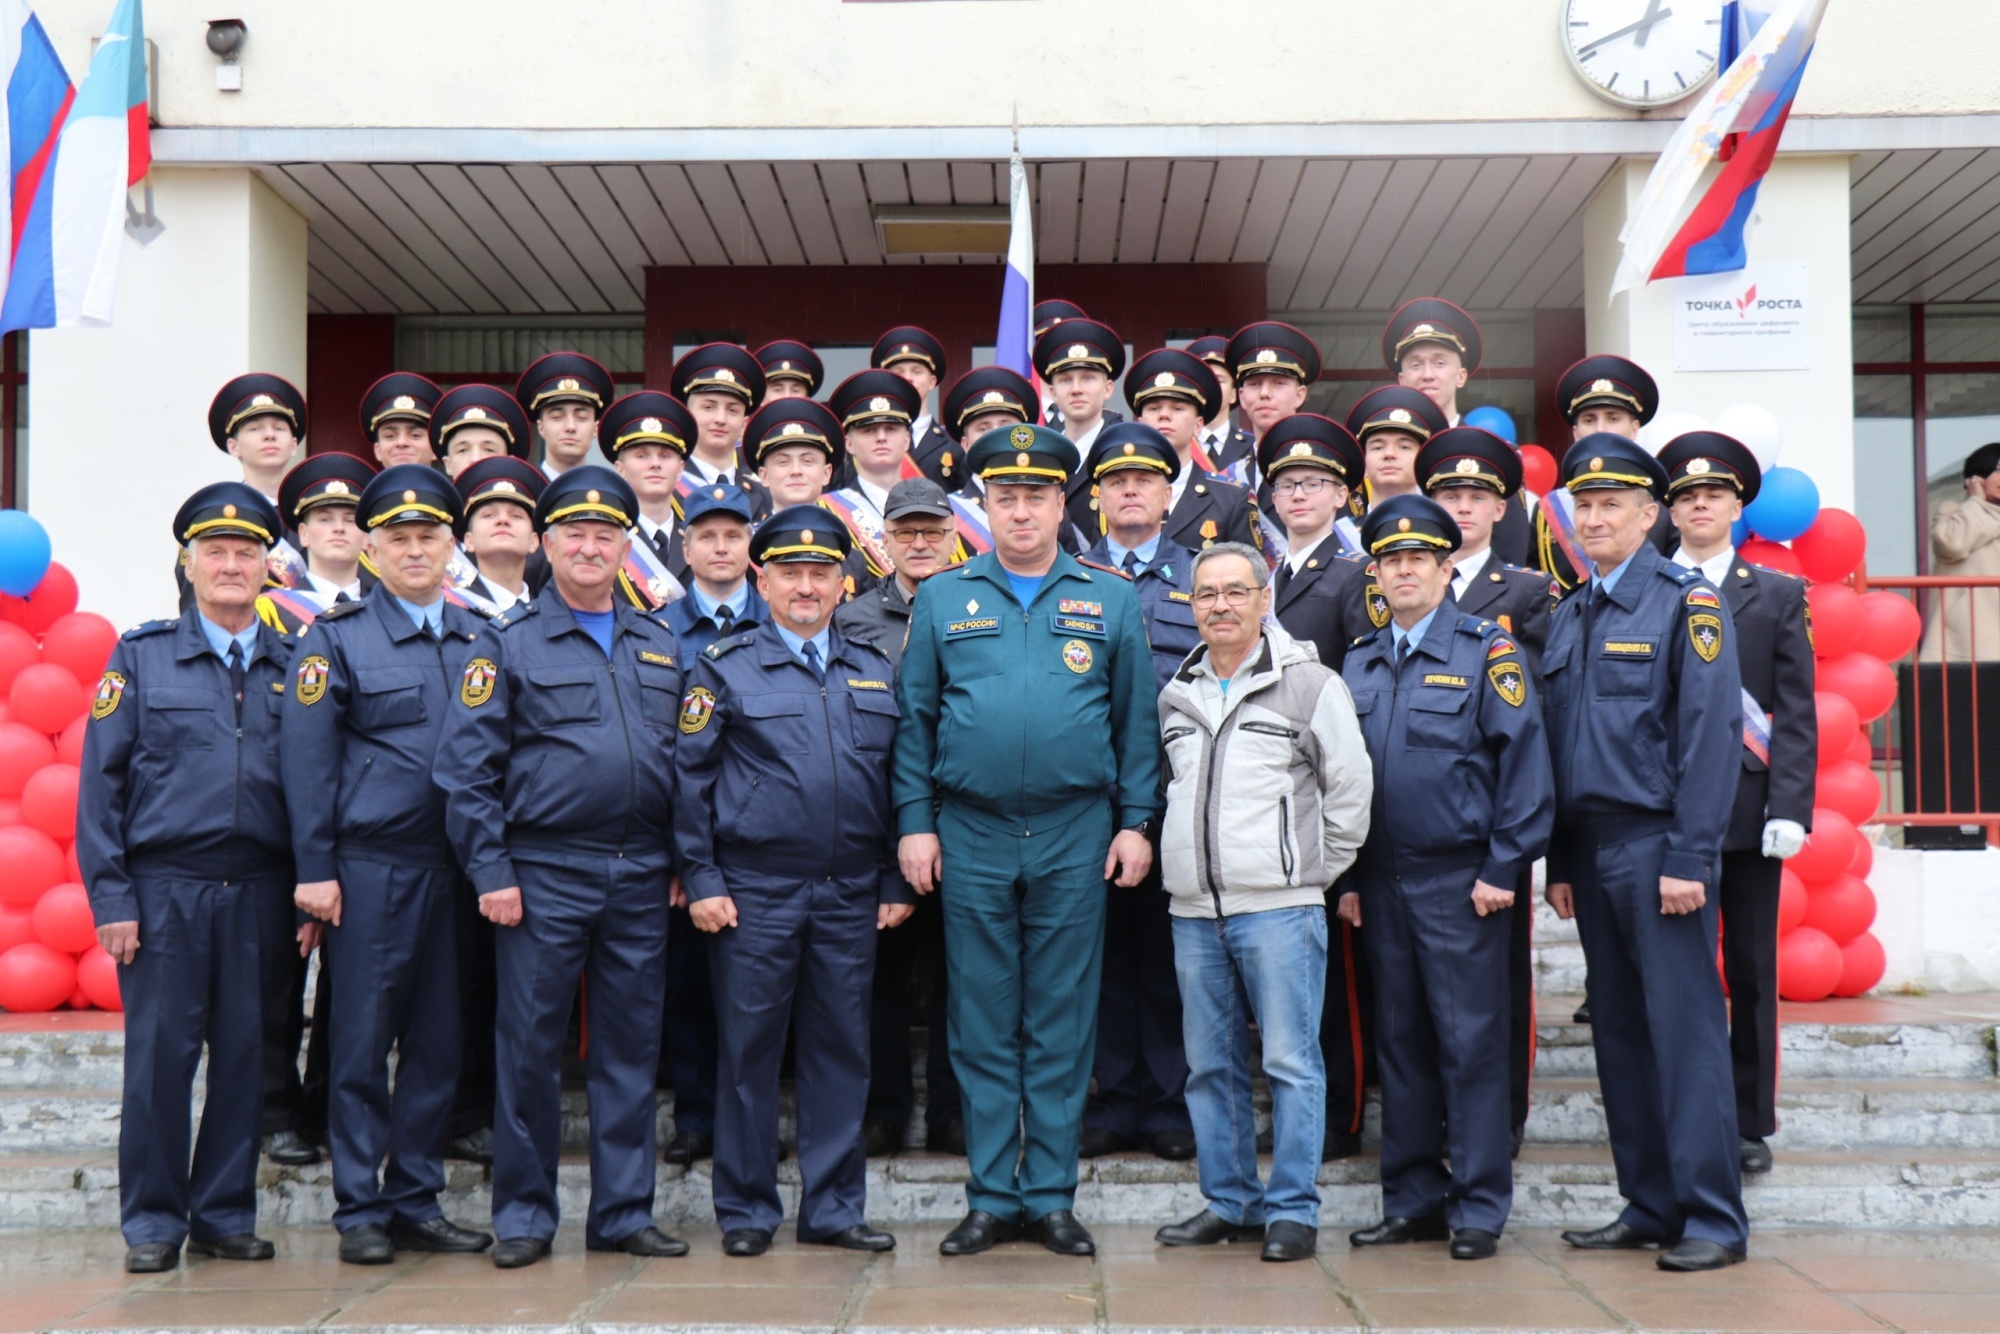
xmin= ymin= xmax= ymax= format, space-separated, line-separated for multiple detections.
xmin=1122 ymin=550 xmax=1140 ymax=576
xmin=1274 ymin=562 xmax=1294 ymax=598
xmin=715 ymin=603 xmax=736 ymax=636
xmin=1394 ymin=637 xmax=1410 ymax=672
xmin=334 ymin=590 xmax=353 ymax=604
xmin=226 ymin=641 xmax=245 ymax=721
xmin=650 ymin=525 xmax=673 ymax=563
xmin=1582 ymin=584 xmax=1609 ymax=685
xmin=803 ymin=638 xmax=825 ymax=681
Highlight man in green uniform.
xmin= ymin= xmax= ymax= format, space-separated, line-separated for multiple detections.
xmin=893 ymin=423 xmax=1162 ymax=1260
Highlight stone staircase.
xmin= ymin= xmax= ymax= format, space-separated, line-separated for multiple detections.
xmin=2 ymin=993 xmax=1996 ymax=1232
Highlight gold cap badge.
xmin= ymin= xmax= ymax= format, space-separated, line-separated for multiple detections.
xmin=1016 ymin=452 xmax=1031 ymax=467
xmin=493 ymin=481 xmax=516 ymax=494
xmin=1413 ymin=323 xmax=1436 ymax=336
xmin=1256 ymin=349 xmax=1277 ymax=364
xmin=1154 ymin=372 xmax=1176 ymax=388
xmin=981 ymin=390 xmax=1005 ymax=405
xmin=1687 ymin=457 xmax=1712 ymax=475
xmin=1398 ymin=517 xmax=1412 ymax=532
xmin=250 ymin=394 xmax=274 ymax=407
xmin=326 ymin=481 xmax=350 ymax=495
xmin=392 ymin=395 xmax=416 ymax=411
xmin=712 ymin=487 xmax=726 ymax=499
xmin=1592 ymin=378 xmax=1615 ymax=393
xmin=869 ymin=396 xmax=890 ymax=412
xmin=1590 ymin=458 xmax=1605 ymax=472
xmin=1389 ymin=408 xmax=1412 ymax=424
xmin=403 ymin=489 xmax=417 ymax=503
xmin=1456 ymin=458 xmax=1479 ymax=474
xmin=640 ymin=417 xmax=661 ymax=433
xmin=222 ymin=503 xmax=238 ymax=518
xmin=1068 ymin=344 xmax=1088 ymax=359
xmin=781 ymin=421 xmax=805 ymax=436
xmin=715 ymin=368 xmax=735 ymax=383
xmin=1290 ymin=442 xmax=1312 ymax=457
xmin=800 ymin=529 xmax=815 ymax=543
xmin=587 ymin=489 xmax=601 ymax=503
xmin=1122 ymin=442 xmax=1137 ymax=455
xmin=558 ymin=378 xmax=580 ymax=392
xmin=1010 ymin=424 xmax=1035 ymax=446
xmin=465 ymin=407 xmax=488 ymax=420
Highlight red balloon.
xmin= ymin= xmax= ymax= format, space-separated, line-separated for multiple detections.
xmin=0 ymin=798 xmax=19 ymax=827
xmin=1819 ymin=652 xmax=1897 ymax=723
xmin=54 ymin=716 xmax=84 ymax=766
xmin=1518 ymin=444 xmax=1558 ymax=496
xmin=20 ymin=764 xmax=78 ymax=843
xmin=9 ymin=663 xmax=86 ymax=734
xmin=1739 ymin=538 xmax=1803 ymax=577
xmin=37 ymin=612 xmax=117 ymax=687
xmin=0 ymin=721 xmax=53 ymax=797
xmin=29 ymin=882 xmax=94 ymax=954
xmin=1778 ymin=926 xmax=1844 ymax=1002
xmin=1849 ymin=833 xmax=1875 ymax=879
xmin=0 ymin=901 xmax=34 ymax=954
xmin=67 ymin=985 xmax=90 ymax=1009
xmin=1835 ymin=932 xmax=1887 ymax=998
xmin=1777 ymin=868 xmax=1808 ymax=934
xmin=1818 ymin=759 xmax=1883 ymax=826
xmin=1792 ymin=509 xmax=1867 ymax=585
xmin=1803 ymin=873 xmax=1876 ymax=944
xmin=1805 ymin=584 xmax=1863 ymax=660
xmin=62 ymin=841 xmax=79 ymax=884
xmin=1846 ymin=725 xmax=1873 ymax=767
xmin=0 ymin=825 xmax=64 ymax=908
xmin=0 ymin=941 xmax=77 ymax=1012
xmin=1855 ymin=591 xmax=1923 ymax=664
xmin=1813 ymin=692 xmax=1860 ymax=769
xmin=0 ymin=622 xmax=38 ymax=697
xmin=75 ymin=943 xmax=120 ymax=1010
xmin=0 ymin=564 xmax=79 ymax=637
xmin=1788 ymin=808 xmax=1857 ymax=882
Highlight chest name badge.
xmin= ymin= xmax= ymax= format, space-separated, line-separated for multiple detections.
xmin=460 ymin=658 xmax=497 ymax=708
xmin=846 ymin=678 xmax=890 ymax=691
xmin=639 ymin=650 xmax=674 ymax=667
xmin=1488 ymin=662 xmax=1526 ymax=707
xmin=1688 ymin=612 xmax=1724 ymax=663
xmin=1167 ymin=590 xmax=1192 ymax=604
xmin=1053 ymin=614 xmax=1106 ymax=636
xmin=1601 ymin=641 xmax=1655 ymax=657
xmin=1061 ymin=639 xmax=1094 ymax=674
xmin=1422 ymin=674 xmax=1468 ymax=688
xmin=679 ymin=686 xmax=717 ymax=734
xmin=92 ymin=671 xmax=127 ymax=720
xmin=296 ymin=655 xmax=331 ymax=706
xmin=947 ymin=617 xmax=1000 ymax=637
xmin=1058 ymin=599 xmax=1102 ymax=617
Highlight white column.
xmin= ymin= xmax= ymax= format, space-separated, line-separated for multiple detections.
xmin=1582 ymin=155 xmax=1855 ymax=510
xmin=27 ymin=168 xmax=308 ymax=631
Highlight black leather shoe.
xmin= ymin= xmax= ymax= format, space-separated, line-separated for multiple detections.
xmin=939 ymin=1210 xmax=1017 ymax=1256
xmin=1572 ymin=1001 xmax=1592 ymax=1024
xmin=1155 ymin=1209 xmax=1264 ymax=1247
xmin=1149 ymin=1129 xmax=1197 ymax=1161
xmin=490 ymin=1237 xmax=550 ymax=1269
xmin=662 ymin=1131 xmax=713 ymax=1165
xmin=1261 ymin=1221 xmax=1317 ymax=1262
xmin=445 ymin=1127 xmax=494 ymax=1164
xmin=124 ymin=1242 xmax=178 ymax=1273
xmin=1077 ymin=1126 xmax=1128 ymax=1158
xmin=261 ymin=1130 xmax=322 ymax=1166
xmin=1658 ymin=1238 xmax=1747 ymax=1272
xmin=1562 ymin=1221 xmax=1660 ymax=1250
xmin=928 ymin=1120 xmax=967 ymax=1156
xmin=601 ymin=1226 xmax=690 ymax=1258
xmin=1027 ymin=1209 xmax=1095 ymax=1257
xmin=1349 ymin=1216 xmax=1449 ymax=1247
xmin=802 ymin=1224 xmax=895 ymax=1252
xmin=1511 ymin=1124 xmax=1525 ymax=1159
xmin=863 ymin=1121 xmax=902 ymax=1158
xmin=722 ymin=1229 xmax=772 ymax=1258
xmin=185 ymin=1234 xmax=275 ymax=1261
xmin=1450 ymin=1228 xmax=1499 ymax=1260
xmin=1322 ymin=1129 xmax=1361 ymax=1161
xmin=390 ymin=1216 xmax=492 ymax=1253
xmin=338 ymin=1225 xmax=396 ymax=1266
xmin=1740 ymin=1137 xmax=1773 ymax=1174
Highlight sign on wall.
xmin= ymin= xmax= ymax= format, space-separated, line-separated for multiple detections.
xmin=1671 ymin=262 xmax=1812 ymax=372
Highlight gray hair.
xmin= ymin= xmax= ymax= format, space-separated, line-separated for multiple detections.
xmin=1190 ymin=542 xmax=1269 ymax=589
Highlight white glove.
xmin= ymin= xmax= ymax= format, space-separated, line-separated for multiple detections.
xmin=1762 ymin=818 xmax=1808 ymax=861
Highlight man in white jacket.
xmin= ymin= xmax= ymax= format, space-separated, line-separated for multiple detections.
xmin=1151 ymin=542 xmax=1373 ymax=1263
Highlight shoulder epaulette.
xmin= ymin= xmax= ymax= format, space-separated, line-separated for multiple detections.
xmin=1457 ymin=615 xmax=1493 ymax=637
xmin=1075 ymin=556 xmax=1132 ymax=581
xmin=492 ymin=603 xmax=539 ymax=631
xmin=704 ymin=628 xmax=759 ymax=660
xmin=1664 ymin=563 xmax=1700 ymax=583
xmin=1336 ymin=549 xmax=1370 ymax=566
xmin=318 ymin=599 xmax=367 ymax=621
xmin=123 ymin=618 xmax=178 ymax=640
xmin=1350 ymin=633 xmax=1373 ymax=647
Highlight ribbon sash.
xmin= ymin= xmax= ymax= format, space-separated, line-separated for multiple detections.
xmin=620 ymin=528 xmax=687 ymax=609
xmin=1542 ymin=489 xmax=1588 ymax=585
xmin=817 ymin=490 xmax=894 ymax=577
xmin=1741 ymin=688 xmax=1773 ymax=765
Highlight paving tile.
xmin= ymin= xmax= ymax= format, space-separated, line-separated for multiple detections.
xmin=1349 ymin=1288 xmax=1622 ymax=1331
xmin=325 ymin=1282 xmax=605 ymax=1327
xmin=1594 ymin=1286 xmax=1890 ymax=1332
xmin=856 ymin=1285 xmax=1097 ymax=1328
xmin=149 ymin=1254 xmax=414 ymax=1291
xmin=1753 ymin=1229 xmax=2000 ymax=1261
xmin=1328 ymin=1246 xmax=1568 ymax=1289
xmin=389 ymin=1247 xmax=637 ymax=1287
xmin=594 ymin=1282 xmax=850 ymax=1327
xmin=873 ymin=1249 xmax=1100 ymax=1286
xmin=0 ymin=1289 xmax=114 ymax=1333
xmin=1100 ymin=1249 xmax=1337 ymax=1288
xmin=1106 ymin=1284 xmax=1359 ymax=1329
xmin=1779 ymin=1253 xmax=2000 ymax=1293
xmin=53 ymin=1287 xmax=349 ymax=1329
xmin=621 ymin=1246 xmax=874 ymax=1287
xmin=1551 ymin=1250 xmax=1815 ymax=1291
xmin=1845 ymin=1291 xmax=2000 ymax=1333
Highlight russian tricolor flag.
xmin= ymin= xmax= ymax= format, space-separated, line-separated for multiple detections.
xmin=994 ymin=150 xmax=1033 ymax=379
xmin=1612 ymin=0 xmax=1828 ymax=292
xmin=0 ymin=0 xmax=148 ymax=334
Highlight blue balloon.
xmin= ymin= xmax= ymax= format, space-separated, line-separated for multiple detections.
xmin=1463 ymin=405 xmax=1518 ymax=444
xmin=0 ymin=510 xmax=51 ymax=598
xmin=1731 ymin=517 xmax=1751 ymax=548
xmin=1743 ymin=465 xmax=1820 ymax=543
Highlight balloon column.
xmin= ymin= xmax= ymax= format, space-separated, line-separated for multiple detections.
xmin=1725 ymin=415 xmax=1914 ymax=1001
xmin=1458 ymin=405 xmax=1562 ymax=498
xmin=0 ymin=513 xmax=124 ymax=1014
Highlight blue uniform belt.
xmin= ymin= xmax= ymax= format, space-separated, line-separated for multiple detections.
xmin=127 ymin=852 xmax=293 ymax=885
xmin=335 ymin=838 xmax=457 ymax=871
xmin=1563 ymin=810 xmax=1673 ymax=848
xmin=938 ymin=791 xmax=1106 ymax=839
xmin=509 ymin=829 xmax=672 ymax=862
xmin=1352 ymin=847 xmax=1487 ymax=881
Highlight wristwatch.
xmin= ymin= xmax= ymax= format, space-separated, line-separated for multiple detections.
xmin=1126 ymin=818 xmax=1157 ymax=840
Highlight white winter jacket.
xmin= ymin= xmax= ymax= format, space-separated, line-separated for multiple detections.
xmin=1156 ymin=623 xmax=1373 ymax=918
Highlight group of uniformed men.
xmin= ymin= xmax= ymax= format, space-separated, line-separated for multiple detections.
xmin=79 ymin=295 xmax=1814 ymax=1275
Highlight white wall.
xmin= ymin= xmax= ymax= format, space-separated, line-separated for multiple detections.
xmin=1871 ymin=846 xmax=2000 ymax=993
xmin=27 ymin=169 xmax=307 ymax=631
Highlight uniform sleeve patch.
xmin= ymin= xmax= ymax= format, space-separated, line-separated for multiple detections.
xmin=679 ymin=685 xmax=717 ymax=734
xmin=91 ymin=671 xmax=127 ymax=720
xmin=1488 ymin=661 xmax=1526 ymax=707
xmin=1687 ymin=612 xmax=1725 ymax=663
xmin=295 ymin=656 xmax=330 ymax=706
xmin=1486 ymin=638 xmax=1517 ymax=660
xmin=460 ymin=657 xmax=498 ymax=707
xmin=1685 ymin=588 xmax=1721 ymax=609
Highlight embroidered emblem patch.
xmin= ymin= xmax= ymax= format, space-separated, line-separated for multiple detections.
xmin=678 ymin=686 xmax=717 ymax=734
xmin=1486 ymin=638 xmax=1516 ymax=660
xmin=1688 ymin=612 xmax=1724 ymax=663
xmin=92 ymin=671 xmax=126 ymax=720
xmin=1366 ymin=585 xmax=1389 ymax=628
xmin=1488 ymin=662 xmax=1526 ymax=707
xmin=1061 ymin=639 xmax=1093 ymax=674
xmin=1685 ymin=588 xmax=1721 ymax=610
xmin=295 ymin=656 xmax=330 ymax=706
xmin=459 ymin=658 xmax=497 ymax=708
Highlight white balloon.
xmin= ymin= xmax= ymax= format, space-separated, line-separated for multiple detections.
xmin=1714 ymin=403 xmax=1784 ymax=472
xmin=1641 ymin=411 xmax=1710 ymax=456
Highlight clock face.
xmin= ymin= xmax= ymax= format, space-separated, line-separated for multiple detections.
xmin=1561 ymin=0 xmax=1720 ymax=109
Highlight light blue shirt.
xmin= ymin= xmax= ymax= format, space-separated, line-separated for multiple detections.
xmin=1104 ymin=533 xmax=1162 ymax=572
xmin=1005 ymin=570 xmax=1045 ymax=608
xmin=1592 ymin=548 xmax=1644 ymax=598
xmin=197 ymin=614 xmax=259 ymax=664
xmin=691 ymin=581 xmax=748 ymax=624
xmin=775 ymin=623 xmax=832 ymax=673
xmin=393 ymin=596 xmax=445 ymax=638
xmin=1390 ymin=605 xmax=1441 ymax=661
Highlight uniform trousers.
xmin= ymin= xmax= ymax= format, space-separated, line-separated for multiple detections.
xmin=1569 ymin=822 xmax=1748 ymax=1250
xmin=118 ymin=877 xmax=291 ymax=1246
xmin=936 ymin=800 xmax=1111 ymax=1222
xmin=656 ymin=906 xmax=717 ymax=1137
xmin=492 ymin=853 xmax=670 ymax=1247
xmin=1719 ymin=848 xmax=1783 ymax=1141
xmin=1509 ymin=866 xmax=1537 ymax=1134
xmin=1084 ymin=860 xmax=1191 ymax=1140
xmin=707 ymin=872 xmax=878 ymax=1237
xmin=261 ymin=950 xmax=312 ymax=1137
xmin=865 ymin=888 xmax=961 ymax=1137
xmin=1360 ymin=866 xmax=1515 ymax=1234
xmin=447 ymin=901 xmax=497 ymax=1140
xmin=323 ymin=857 xmax=462 ymax=1231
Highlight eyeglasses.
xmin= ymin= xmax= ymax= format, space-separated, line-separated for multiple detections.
xmin=1273 ymin=475 xmax=1337 ymax=497
xmin=1192 ymin=585 xmax=1261 ymax=609
xmin=887 ymin=525 xmax=951 ymax=544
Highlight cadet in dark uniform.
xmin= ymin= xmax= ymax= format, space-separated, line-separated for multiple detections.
xmin=360 ymin=372 xmax=443 ymax=469
xmin=937 ymin=366 xmax=1038 ymax=558
xmin=1227 ymin=321 xmax=1322 ymax=499
xmin=738 ymin=395 xmax=880 ymax=594
xmin=755 ymin=340 xmax=825 ymax=403
xmin=673 ymin=343 xmax=774 ymax=517
xmin=1417 ymin=427 xmax=1555 ymax=1154
xmin=601 ymin=391 xmax=696 ymax=609
xmin=453 ymin=457 xmax=545 ymax=615
xmin=675 ymin=507 xmax=909 ymax=1257
xmin=1033 ymin=318 xmax=1128 ymax=539
xmin=1125 ymin=348 xmax=1259 ymax=554
xmin=282 ymin=467 xmax=493 ymax=1265
xmin=1540 ymin=435 xmax=1748 ymax=1272
xmin=1077 ymin=425 xmax=1199 ymax=1161
xmin=873 ymin=326 xmax=957 ymax=491
xmin=1186 ymin=335 xmax=1255 ymax=476
xmin=79 ymin=485 xmax=297 ymax=1273
xmin=516 ymin=352 xmax=615 ymax=482
xmin=436 ymin=466 xmax=689 ymax=1268
xmin=1539 ymin=356 xmax=1674 ymax=592
xmin=189 ymin=375 xmax=309 ymax=606
xmin=436 ymin=384 xmax=534 ymax=479
xmin=1033 ymin=299 xmax=1091 ymax=422
xmin=1656 ymin=432 xmax=1816 ymax=1178
xmin=826 ymin=370 xmax=926 ymax=584
xmin=893 ymin=425 xmax=1162 ymax=1258
xmin=1339 ymin=495 xmax=1554 ymax=1261
xmin=1340 ymin=387 xmax=1449 ymax=552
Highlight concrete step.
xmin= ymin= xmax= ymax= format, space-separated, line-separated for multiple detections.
xmin=1526 ymin=1077 xmax=2000 ymax=1149
xmin=7 ymin=1144 xmax=1999 ymax=1232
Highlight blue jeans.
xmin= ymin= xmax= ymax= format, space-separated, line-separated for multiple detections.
xmin=1171 ymin=906 xmax=1328 ymax=1228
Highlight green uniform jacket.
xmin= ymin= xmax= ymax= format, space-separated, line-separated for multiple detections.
xmin=892 ymin=550 xmax=1164 ymax=837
